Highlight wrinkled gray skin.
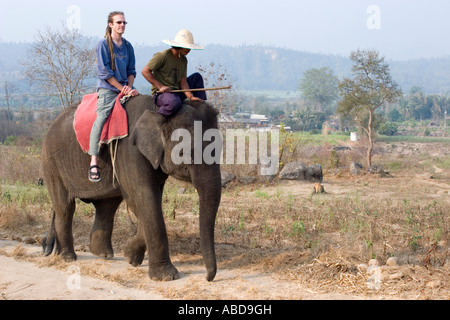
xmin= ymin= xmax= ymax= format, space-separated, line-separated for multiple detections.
xmin=41 ymin=96 xmax=222 ymax=281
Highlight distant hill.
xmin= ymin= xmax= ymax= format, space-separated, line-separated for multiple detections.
xmin=1 ymin=42 xmax=449 ymax=96
xmin=184 ymin=44 xmax=353 ymax=92
xmin=389 ymin=57 xmax=450 ymax=94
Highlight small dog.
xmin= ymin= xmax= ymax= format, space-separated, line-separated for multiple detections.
xmin=313 ymin=182 xmax=325 ymax=194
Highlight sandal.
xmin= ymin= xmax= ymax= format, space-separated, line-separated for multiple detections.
xmin=89 ymin=165 xmax=101 ymax=183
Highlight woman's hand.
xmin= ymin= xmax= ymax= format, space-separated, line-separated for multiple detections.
xmin=121 ymin=85 xmax=133 ymax=95
xmin=121 ymin=86 xmax=139 ymax=97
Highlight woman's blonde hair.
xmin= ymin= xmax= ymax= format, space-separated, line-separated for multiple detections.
xmin=105 ymin=11 xmax=125 ymax=71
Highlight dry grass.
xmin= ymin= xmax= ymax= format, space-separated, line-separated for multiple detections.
xmin=0 ymin=146 xmax=42 ymax=185
xmin=0 ymin=138 xmax=449 ymax=299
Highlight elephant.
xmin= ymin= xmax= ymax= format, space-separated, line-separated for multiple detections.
xmin=41 ymin=95 xmax=222 ymax=282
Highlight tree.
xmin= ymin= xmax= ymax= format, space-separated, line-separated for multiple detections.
xmin=338 ymin=49 xmax=402 ymax=167
xmin=22 ymin=24 xmax=96 ymax=109
xmin=196 ymin=62 xmax=238 ymax=115
xmin=299 ymin=67 xmax=339 ymax=113
xmin=396 ymin=87 xmax=445 ymax=121
xmin=387 ymin=108 xmax=402 ymax=122
xmin=293 ymin=110 xmax=326 ymax=132
xmin=3 ymin=81 xmax=16 ymax=133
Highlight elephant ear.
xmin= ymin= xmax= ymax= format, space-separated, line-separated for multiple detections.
xmin=130 ymin=110 xmax=166 ymax=170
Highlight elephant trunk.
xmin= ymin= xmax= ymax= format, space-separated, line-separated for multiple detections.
xmin=191 ymin=165 xmax=221 ymax=282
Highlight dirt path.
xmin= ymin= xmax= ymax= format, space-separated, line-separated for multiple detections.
xmin=0 ymin=240 xmax=367 ymax=300
xmin=0 ymin=254 xmax=162 ymax=300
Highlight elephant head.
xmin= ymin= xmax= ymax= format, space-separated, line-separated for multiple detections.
xmin=129 ymin=100 xmax=222 ymax=281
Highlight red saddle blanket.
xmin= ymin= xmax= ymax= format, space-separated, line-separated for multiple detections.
xmin=73 ymin=93 xmax=128 ymax=153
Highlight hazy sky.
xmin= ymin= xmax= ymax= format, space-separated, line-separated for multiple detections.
xmin=1 ymin=0 xmax=449 ymax=60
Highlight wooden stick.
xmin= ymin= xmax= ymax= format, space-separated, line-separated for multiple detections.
xmin=157 ymin=86 xmax=232 ymax=93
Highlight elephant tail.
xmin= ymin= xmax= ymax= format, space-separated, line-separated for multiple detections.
xmin=42 ymin=210 xmax=56 ymax=256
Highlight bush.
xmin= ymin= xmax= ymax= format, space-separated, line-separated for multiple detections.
xmin=3 ymin=135 xmax=16 ymax=146
xmin=378 ymin=122 xmax=398 ymax=136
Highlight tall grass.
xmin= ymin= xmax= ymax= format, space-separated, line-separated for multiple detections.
xmin=0 ymin=146 xmax=42 ymax=184
xmin=0 ymin=182 xmax=51 ymax=235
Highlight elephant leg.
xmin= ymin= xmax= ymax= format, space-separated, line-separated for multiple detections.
xmin=41 ymin=168 xmax=77 ymax=261
xmin=90 ymin=197 xmax=122 ymax=258
xmin=123 ymin=221 xmax=146 ymax=267
xmin=126 ymin=186 xmax=179 ymax=281
xmin=144 ymin=203 xmax=179 ymax=281
xmin=144 ymin=217 xmax=180 ymax=281
xmin=53 ymin=199 xmax=77 ymax=261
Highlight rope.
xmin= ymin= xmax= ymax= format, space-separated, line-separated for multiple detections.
xmin=107 ymin=93 xmax=134 ymax=188
xmin=109 ymin=139 xmax=120 ymax=188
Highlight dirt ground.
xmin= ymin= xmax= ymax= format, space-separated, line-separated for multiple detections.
xmin=0 ymin=240 xmax=364 ymax=300
xmin=0 ymin=141 xmax=449 ymax=300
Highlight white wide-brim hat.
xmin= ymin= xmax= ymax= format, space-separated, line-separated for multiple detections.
xmin=162 ymin=29 xmax=204 ymax=50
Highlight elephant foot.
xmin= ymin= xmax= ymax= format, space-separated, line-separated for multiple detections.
xmin=90 ymin=244 xmax=114 ymax=259
xmin=148 ymin=262 xmax=180 ymax=281
xmin=61 ymin=250 xmax=77 ymax=262
xmin=90 ymin=231 xmax=114 ymax=259
xmin=45 ymin=240 xmax=76 ymax=262
xmin=123 ymin=242 xmax=146 ymax=267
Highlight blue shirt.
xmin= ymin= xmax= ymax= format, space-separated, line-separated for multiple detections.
xmin=96 ymin=38 xmax=137 ymax=93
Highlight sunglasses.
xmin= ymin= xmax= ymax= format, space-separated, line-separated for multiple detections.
xmin=114 ymin=21 xmax=128 ymax=25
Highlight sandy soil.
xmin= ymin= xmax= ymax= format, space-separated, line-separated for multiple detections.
xmin=0 ymin=246 xmax=163 ymax=300
xmin=0 ymin=239 xmax=370 ymax=300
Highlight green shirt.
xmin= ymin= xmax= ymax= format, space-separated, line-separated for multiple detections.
xmin=147 ymin=49 xmax=188 ymax=95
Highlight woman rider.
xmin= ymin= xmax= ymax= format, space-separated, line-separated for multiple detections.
xmin=88 ymin=11 xmax=139 ymax=182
